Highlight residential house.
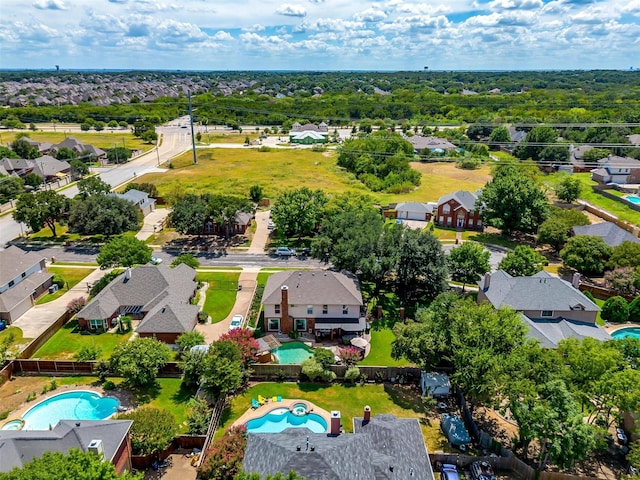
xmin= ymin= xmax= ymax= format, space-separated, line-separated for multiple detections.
xmin=0 ymin=246 xmax=53 ymax=324
xmin=395 ymin=201 xmax=435 ymax=221
xmin=242 ymin=408 xmax=435 ymax=480
xmin=435 ymin=190 xmax=482 ymax=230
xmin=289 ymin=122 xmax=329 ymax=144
xmin=478 ymin=270 xmax=610 ymax=348
xmin=569 ymin=145 xmax=594 ymax=173
xmin=590 ymin=155 xmax=640 ymax=184
xmin=407 ymin=135 xmax=457 ymax=154
xmin=110 ymin=189 xmax=156 ymax=217
xmin=508 ymin=127 xmax=527 ymax=143
xmin=204 ymin=211 xmax=254 ymax=236
xmin=0 ymin=158 xmax=34 ymax=178
xmin=21 ymin=137 xmax=53 ymax=155
xmin=261 ymin=270 xmax=364 ymax=338
xmin=572 ymin=221 xmax=640 ymax=247
xmin=50 ymin=137 xmax=106 ymax=162
xmin=0 ymin=156 xmax=70 ymax=182
xmin=76 ymin=264 xmax=198 ymax=343
xmin=0 ymin=420 xmax=133 ymax=475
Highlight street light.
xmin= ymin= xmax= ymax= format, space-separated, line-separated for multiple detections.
xmin=155 ymin=140 xmax=160 ymax=166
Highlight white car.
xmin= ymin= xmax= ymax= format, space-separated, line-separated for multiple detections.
xmin=274 ymin=247 xmax=296 ymax=257
xmin=229 ymin=314 xmax=244 ymax=331
xmin=150 ymin=256 xmax=162 ymax=265
xmin=267 ymin=220 xmax=275 ymax=230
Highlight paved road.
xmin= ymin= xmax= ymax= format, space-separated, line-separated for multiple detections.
xmin=0 ymin=118 xmax=193 ymax=248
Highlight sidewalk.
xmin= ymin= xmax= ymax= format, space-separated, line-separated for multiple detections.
xmin=12 ymin=267 xmax=110 ymax=339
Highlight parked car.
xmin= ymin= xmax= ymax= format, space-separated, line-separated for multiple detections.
xmin=274 ymin=247 xmax=296 ymax=257
xmin=470 ymin=461 xmax=496 ymax=480
xmin=267 ymin=220 xmax=275 ymax=230
xmin=616 ymin=426 xmax=628 ymax=445
xmin=150 ymin=256 xmax=162 ymax=265
xmin=229 ymin=314 xmax=244 ymax=331
xmin=440 ymin=463 xmax=460 ymax=480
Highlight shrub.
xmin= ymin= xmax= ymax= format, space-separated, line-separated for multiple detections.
xmin=49 ymin=379 xmax=57 ymax=391
xmin=300 ymin=358 xmax=325 ymax=381
xmin=117 ymin=406 xmax=177 ymax=456
xmin=75 ymin=344 xmax=102 ymax=361
xmin=628 ymin=296 xmax=640 ymax=322
xmin=457 ymin=157 xmax=481 ymax=170
xmin=66 ymin=296 xmax=86 ymax=313
xmin=582 ymin=289 xmax=596 ymax=302
xmin=102 ymin=380 xmax=116 ymax=390
xmin=344 ymin=366 xmax=361 ymax=383
xmin=95 ymin=360 xmax=111 ymax=382
xmin=339 ymin=346 xmax=362 ymax=366
xmin=26 ymin=392 xmax=37 ymax=402
xmin=176 ymin=330 xmax=206 ymax=353
xmin=249 ymin=185 xmax=264 ymax=203
xmin=198 ymin=311 xmax=208 ymax=323
xmin=199 ymin=426 xmax=247 ymax=480
xmin=601 ymin=296 xmax=630 ymax=323
xmin=321 ymin=370 xmax=337 ymax=383
xmin=187 ymin=397 xmax=212 ymax=435
xmin=313 ymin=347 xmax=335 ymax=369
xmin=0 ymin=410 xmax=9 ymax=421
xmin=52 ymin=274 xmax=65 ymax=289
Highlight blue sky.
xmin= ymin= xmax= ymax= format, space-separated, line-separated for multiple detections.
xmin=1 ymin=0 xmax=639 ymax=70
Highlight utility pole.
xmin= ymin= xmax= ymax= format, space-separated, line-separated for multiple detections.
xmin=188 ymin=90 xmax=197 ymax=164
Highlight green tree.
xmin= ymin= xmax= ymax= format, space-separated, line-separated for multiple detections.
xmin=106 ymin=147 xmax=132 ymax=164
xmin=176 ymin=330 xmax=206 ymax=353
xmin=108 ymin=120 xmax=119 ymax=129
xmin=608 ymin=241 xmax=640 ymax=269
xmin=23 ymin=173 xmax=43 ymax=188
xmin=117 ymin=407 xmax=177 ymax=456
xmin=447 ymin=242 xmax=490 ymax=291
xmin=600 ymin=296 xmax=630 ymax=323
xmin=140 ymin=130 xmax=158 ymax=143
xmin=0 ymin=175 xmax=24 ymax=203
xmin=171 ymin=253 xmax=200 ymax=269
xmin=560 ymin=235 xmax=612 ymax=274
xmin=187 ymin=397 xmax=212 ymax=435
xmin=513 ymin=126 xmax=559 ymax=162
xmin=477 ymin=164 xmax=549 ymax=234
xmin=10 ymin=137 xmax=37 ymax=159
xmin=132 ymin=120 xmax=155 ymax=137
xmin=313 ymin=347 xmax=335 ymax=369
xmin=248 ymin=185 xmax=263 ymax=203
xmin=13 ymin=190 xmax=69 ymax=237
xmin=498 ymin=245 xmax=547 ymax=276
xmin=109 ymin=338 xmax=172 ymax=387
xmin=201 ymin=340 xmax=244 ymax=396
xmin=124 ymin=182 xmax=158 ymax=198
xmin=69 ymin=195 xmax=141 ymax=236
xmin=0 ymin=448 xmax=141 ymax=480
xmin=556 ymin=176 xmax=581 ymax=203
xmin=537 ymin=218 xmax=569 ymax=253
xmin=396 ymin=228 xmax=449 ymax=303
xmin=271 ymin=187 xmax=327 ymax=239
xmin=77 ymin=176 xmax=111 ymax=198
xmin=488 ymin=126 xmax=510 ymax=148
xmin=199 ymin=426 xmax=247 ymax=480
xmin=97 ymin=236 xmax=152 ymax=268
xmin=0 ymin=145 xmax=19 ymax=159
xmin=55 ymin=147 xmax=77 ymax=161
xmin=69 ymin=159 xmax=89 ymax=177
xmin=629 ymin=296 xmax=640 ymax=322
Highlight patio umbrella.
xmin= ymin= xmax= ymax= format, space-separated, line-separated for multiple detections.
xmin=350 ymin=337 xmax=369 ymax=348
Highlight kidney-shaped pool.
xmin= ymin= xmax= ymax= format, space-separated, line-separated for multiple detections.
xmin=246 ymin=407 xmax=327 ymax=434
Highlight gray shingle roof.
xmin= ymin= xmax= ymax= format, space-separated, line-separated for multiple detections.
xmin=480 ymin=270 xmax=599 ymax=313
xmin=77 ymin=264 xmax=196 ymax=321
xmin=0 ymin=420 xmax=132 ymax=472
xmin=437 ymin=190 xmax=479 ymax=212
xmin=520 ymin=313 xmax=612 ymax=348
xmin=110 ymin=189 xmax=155 ymax=211
xmin=137 ymin=302 xmax=199 ymax=333
xmin=407 ymin=135 xmax=456 ymax=151
xmin=261 ymin=270 xmax=363 ymax=307
xmin=396 ymin=202 xmax=434 ymax=214
xmin=243 ymin=414 xmax=434 ymax=480
xmin=599 ymin=155 xmax=640 ymax=169
xmin=0 ymin=246 xmax=47 ymax=286
xmin=572 ymin=222 xmax=640 ymax=247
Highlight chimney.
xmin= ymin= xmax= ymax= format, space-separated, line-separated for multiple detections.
xmin=363 ymin=405 xmax=371 ymax=424
xmin=280 ymin=285 xmax=292 ymax=334
xmin=572 ymin=272 xmax=581 ymax=289
xmin=482 ymin=273 xmax=491 ymax=291
xmin=330 ymin=411 xmax=341 ymax=436
xmin=124 ymin=268 xmax=132 ymax=281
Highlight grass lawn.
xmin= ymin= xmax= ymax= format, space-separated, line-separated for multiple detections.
xmin=593 ymin=297 xmax=606 ymax=326
xmin=35 ymin=266 xmax=95 ymax=304
xmin=32 ymin=320 xmax=133 ymax=360
xmin=359 ymin=321 xmax=411 ymax=367
xmin=196 ymin=271 xmax=240 ymax=322
xmin=3 ymin=131 xmax=149 ymax=152
xmin=144 ymin=228 xmax=183 ymax=245
xmin=217 ymin=383 xmax=449 ymax=453
xmin=570 ymin=173 xmax=640 ymax=226
xmin=0 ymin=326 xmax=28 ymax=351
xmin=201 ymin=132 xmax=261 ymax=144
xmin=128 ymin=378 xmax=194 ymax=433
xmin=256 ymin=272 xmax=273 ymax=288
xmin=137 ymin=149 xmax=491 ymax=205
xmin=29 ymin=223 xmax=81 ymax=242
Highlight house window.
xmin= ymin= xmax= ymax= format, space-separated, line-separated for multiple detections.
xmin=541 ymin=310 xmax=553 ymax=317
xmin=342 ymin=305 xmax=349 ymax=315
xmin=478 ymin=220 xmax=482 ymax=227
xmin=307 ymin=305 xmax=313 ymax=315
xmin=295 ymin=319 xmax=307 ymax=331
xmin=439 ymin=216 xmax=444 ymax=224
xmin=443 ymin=204 xmax=450 ymax=214
xmin=322 ymin=305 xmax=328 ymax=314
xmin=468 ymin=219 xmax=473 ymax=227
xmin=268 ymin=318 xmax=280 ymax=331
xmin=89 ymin=319 xmax=103 ymax=330
xmin=275 ymin=304 xmax=281 ymax=314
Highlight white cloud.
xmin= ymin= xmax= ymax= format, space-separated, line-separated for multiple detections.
xmin=354 ymin=8 xmax=387 ymax=22
xmin=33 ymin=0 xmax=66 ymax=10
xmin=212 ymin=30 xmax=233 ymax=40
xmin=276 ymin=4 xmax=307 ymax=17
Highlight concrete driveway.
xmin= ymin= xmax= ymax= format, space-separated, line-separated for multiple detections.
xmin=136 ymin=208 xmax=171 ymax=242
xmin=248 ymin=210 xmax=270 ymax=254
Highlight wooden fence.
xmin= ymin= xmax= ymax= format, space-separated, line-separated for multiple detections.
xmin=12 ymin=360 xmax=183 ymax=377
xmin=0 ymin=361 xmax=14 ymax=386
xmin=197 ymin=395 xmax=227 ymax=469
xmin=249 ymin=364 xmax=422 ymax=382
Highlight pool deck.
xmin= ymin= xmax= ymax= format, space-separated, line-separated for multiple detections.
xmin=231 ymin=398 xmax=332 ymax=431
xmin=604 ymin=322 xmax=640 ymax=335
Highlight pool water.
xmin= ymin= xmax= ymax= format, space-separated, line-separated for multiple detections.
xmin=246 ymin=407 xmax=327 ymax=433
xmin=611 ymin=327 xmax=640 ymax=340
xmin=1 ymin=419 xmax=25 ymax=430
xmin=273 ymin=342 xmax=313 ymax=364
xmin=625 ymin=195 xmax=640 ymax=205
xmin=17 ymin=390 xmax=119 ymax=430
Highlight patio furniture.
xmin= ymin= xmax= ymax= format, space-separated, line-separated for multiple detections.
xmin=258 ymin=395 xmax=267 ymax=405
xmin=252 ymin=398 xmax=260 ymax=409
xmin=272 ymin=396 xmax=278 ymax=402
xmin=277 ymin=396 xmax=282 ymax=402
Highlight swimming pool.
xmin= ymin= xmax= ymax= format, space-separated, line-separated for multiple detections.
xmin=1 ymin=419 xmax=25 ymax=430
xmin=273 ymin=342 xmax=314 ymax=364
xmin=6 ymin=390 xmax=120 ymax=431
xmin=624 ymin=195 xmax=640 ymax=205
xmin=611 ymin=327 xmax=640 ymax=340
xmin=246 ymin=407 xmax=327 ymax=433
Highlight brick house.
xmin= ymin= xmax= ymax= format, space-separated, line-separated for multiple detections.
xmin=435 ymin=190 xmax=482 ymax=230
xmin=261 ymin=270 xmax=365 ymax=339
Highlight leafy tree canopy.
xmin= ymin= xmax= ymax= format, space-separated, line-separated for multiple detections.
xmin=171 ymin=253 xmax=200 ymax=269
xmin=559 ymin=235 xmax=612 ymax=275
xmin=498 ymin=245 xmax=548 ymax=277
xmin=109 ymin=337 xmax=172 ymax=387
xmin=271 ymin=187 xmax=327 ymax=239
xmin=13 ymin=190 xmax=70 ymax=237
xmin=117 ymin=406 xmax=177 ymax=456
xmin=69 ymin=195 xmax=141 ymax=236
xmin=0 ymin=174 xmax=24 ymax=204
xmin=97 ymin=236 xmax=152 ymax=269
xmin=447 ymin=241 xmax=490 ymax=290
xmin=77 ymin=176 xmax=111 ymax=198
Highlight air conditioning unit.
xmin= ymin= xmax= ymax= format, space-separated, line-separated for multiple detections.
xmin=48 ymin=284 xmax=59 ymax=294
xmin=87 ymin=439 xmax=104 ymax=457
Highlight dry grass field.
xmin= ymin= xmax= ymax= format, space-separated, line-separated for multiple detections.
xmin=138 ymin=147 xmax=492 ymax=204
